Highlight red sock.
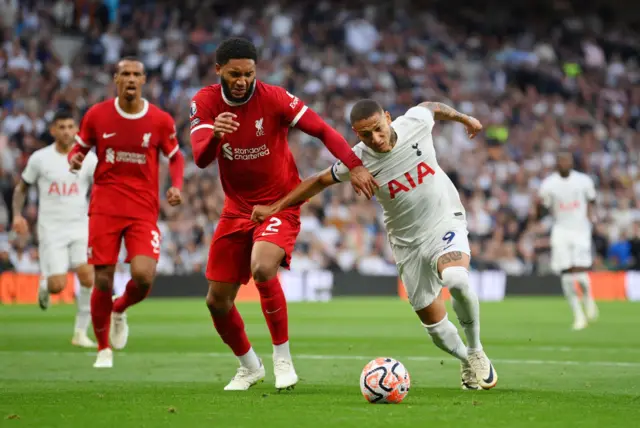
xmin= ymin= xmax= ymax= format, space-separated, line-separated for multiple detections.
xmin=211 ymin=305 xmax=251 ymax=356
xmin=256 ymin=276 xmax=289 ymax=346
xmin=91 ymin=287 xmax=113 ymax=351
xmin=113 ymin=279 xmax=150 ymax=313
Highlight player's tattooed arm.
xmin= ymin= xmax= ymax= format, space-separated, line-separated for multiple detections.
xmin=419 ymin=102 xmax=482 ymax=138
xmin=11 ymin=180 xmax=29 ymax=234
xmin=251 ymin=168 xmax=337 ymax=223
xmin=439 ymin=251 xmax=464 ymax=266
xmin=419 ymin=102 xmax=466 ymax=123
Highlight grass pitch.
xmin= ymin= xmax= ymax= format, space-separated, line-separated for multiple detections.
xmin=1 ymin=297 xmax=639 ymax=427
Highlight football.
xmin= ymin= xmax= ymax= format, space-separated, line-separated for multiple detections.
xmin=360 ymin=357 xmax=411 ymax=404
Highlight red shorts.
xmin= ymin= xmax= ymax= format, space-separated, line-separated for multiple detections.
xmin=206 ymin=209 xmax=301 ymax=284
xmin=88 ymin=214 xmax=161 ymax=265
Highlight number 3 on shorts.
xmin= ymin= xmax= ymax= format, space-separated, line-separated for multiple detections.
xmin=266 ymin=217 xmax=281 ymax=233
xmin=442 ymin=231 xmax=455 ymax=244
xmin=151 ymin=230 xmax=161 ymax=254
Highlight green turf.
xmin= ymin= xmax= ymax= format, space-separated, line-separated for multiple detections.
xmin=1 ymin=297 xmax=639 ymax=427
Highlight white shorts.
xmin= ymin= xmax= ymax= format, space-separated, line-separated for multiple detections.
xmin=39 ymin=231 xmax=88 ymax=278
xmin=392 ymin=219 xmax=471 ymax=311
xmin=550 ymin=228 xmax=593 ymax=273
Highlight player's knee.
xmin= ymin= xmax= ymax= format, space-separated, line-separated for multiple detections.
xmin=76 ymin=268 xmax=94 ymax=288
xmin=205 ymin=288 xmax=234 ymax=315
xmin=94 ymin=268 xmax=114 ymax=291
xmin=47 ymin=276 xmax=67 ymax=294
xmin=250 ymin=260 xmax=279 ymax=283
xmin=441 ymin=266 xmax=469 ymax=293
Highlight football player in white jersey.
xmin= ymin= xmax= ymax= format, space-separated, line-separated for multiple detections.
xmin=538 ymin=152 xmax=598 ymax=330
xmin=12 ymin=111 xmax=98 ymax=348
xmin=251 ymin=99 xmax=497 ymax=391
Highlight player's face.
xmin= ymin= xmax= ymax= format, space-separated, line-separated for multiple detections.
xmin=50 ymin=119 xmax=77 ymax=148
xmin=557 ymin=154 xmax=573 ymax=175
xmin=352 ymin=111 xmax=393 ymax=152
xmin=114 ymin=61 xmax=146 ymax=102
xmin=216 ymin=59 xmax=256 ymax=103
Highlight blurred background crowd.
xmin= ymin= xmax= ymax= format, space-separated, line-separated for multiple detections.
xmin=1 ymin=0 xmax=639 ymax=277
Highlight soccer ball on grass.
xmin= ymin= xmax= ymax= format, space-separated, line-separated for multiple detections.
xmin=360 ymin=357 xmax=410 ymax=404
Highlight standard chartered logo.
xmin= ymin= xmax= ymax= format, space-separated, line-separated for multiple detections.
xmin=222 ymin=143 xmax=270 ymax=161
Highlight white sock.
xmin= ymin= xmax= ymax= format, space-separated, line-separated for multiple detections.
xmin=442 ymin=266 xmax=483 ymax=351
xmin=273 ymin=340 xmax=292 ymax=361
xmin=238 ymin=347 xmax=261 ymax=371
xmin=74 ymin=286 xmax=92 ymax=334
xmin=423 ymin=315 xmax=468 ymax=362
xmin=574 ymin=272 xmax=594 ymax=307
xmin=39 ymin=276 xmax=48 ymax=292
xmin=561 ymin=273 xmax=585 ymax=320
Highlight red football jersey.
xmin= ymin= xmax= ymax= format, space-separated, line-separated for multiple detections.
xmin=190 ymin=81 xmax=308 ymax=217
xmin=75 ymin=98 xmax=179 ymax=222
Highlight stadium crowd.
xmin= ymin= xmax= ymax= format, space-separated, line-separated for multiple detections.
xmin=1 ymin=0 xmax=639 ymax=277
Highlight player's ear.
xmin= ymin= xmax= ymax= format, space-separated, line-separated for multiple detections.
xmin=384 ymin=111 xmax=392 ymax=124
xmin=215 ymin=63 xmax=222 ymax=76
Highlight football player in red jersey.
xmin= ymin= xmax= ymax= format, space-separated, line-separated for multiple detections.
xmin=67 ymin=57 xmax=185 ymax=369
xmin=190 ymin=38 xmax=378 ymax=391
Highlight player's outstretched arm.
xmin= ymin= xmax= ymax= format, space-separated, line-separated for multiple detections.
xmin=293 ymin=108 xmax=378 ymax=198
xmin=419 ymin=102 xmax=483 ymax=139
xmin=251 ymin=168 xmax=338 ymax=223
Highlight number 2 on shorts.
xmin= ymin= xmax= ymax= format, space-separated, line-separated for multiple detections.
xmin=265 ymin=217 xmax=282 ymax=233
xmin=442 ymin=231 xmax=455 ymax=244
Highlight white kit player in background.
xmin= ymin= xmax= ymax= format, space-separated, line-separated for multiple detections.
xmin=251 ymin=99 xmax=498 ymax=390
xmin=12 ymin=111 xmax=98 ymax=348
xmin=538 ymin=152 xmax=599 ymax=330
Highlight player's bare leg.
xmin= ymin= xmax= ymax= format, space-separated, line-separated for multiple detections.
xmin=574 ymin=267 xmax=598 ymax=323
xmin=71 ymin=264 xmax=96 ymax=348
xmin=110 ymin=256 xmax=156 ymax=350
xmin=92 ymin=265 xmax=115 ymax=368
xmin=560 ymin=268 xmax=588 ymax=330
xmin=251 ymin=241 xmax=297 ymax=391
xmin=437 ymin=251 xmax=497 ymax=390
xmin=415 ymin=293 xmax=476 ymax=390
xmin=39 ymin=274 xmax=67 ymax=311
xmin=206 ymin=280 xmax=265 ymax=390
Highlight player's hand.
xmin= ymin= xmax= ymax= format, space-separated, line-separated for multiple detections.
xmin=69 ymin=153 xmax=85 ymax=172
xmin=166 ymin=187 xmax=182 ymax=206
xmin=251 ymin=205 xmax=276 ymax=223
xmin=12 ymin=215 xmax=28 ymax=235
xmin=214 ymin=112 xmax=239 ymax=139
xmin=349 ymin=166 xmax=379 ymax=199
xmin=463 ymin=116 xmax=483 ymax=139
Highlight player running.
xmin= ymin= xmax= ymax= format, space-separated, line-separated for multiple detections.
xmin=252 ymin=99 xmax=498 ymax=391
xmin=67 ymin=57 xmax=185 ymax=368
xmin=189 ymin=37 xmax=378 ymax=391
xmin=12 ymin=110 xmax=97 ymax=348
xmin=538 ymin=152 xmax=598 ymax=330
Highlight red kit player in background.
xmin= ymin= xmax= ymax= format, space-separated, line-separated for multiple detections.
xmin=190 ymin=38 xmax=379 ymax=391
xmin=68 ymin=57 xmax=185 ymax=369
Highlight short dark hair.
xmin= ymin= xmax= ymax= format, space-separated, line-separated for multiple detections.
xmin=116 ymin=56 xmax=145 ymax=73
xmin=349 ymin=99 xmax=384 ymax=124
xmin=215 ymin=37 xmax=258 ymax=66
xmin=51 ymin=110 xmax=74 ymax=124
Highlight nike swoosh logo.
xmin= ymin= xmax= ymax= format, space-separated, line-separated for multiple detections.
xmin=373 ymin=170 xmax=382 ymax=177
xmin=103 ymin=133 xmax=116 ymax=139
xmin=483 ymin=364 xmax=495 ymax=385
xmin=266 ymin=307 xmax=281 ymax=314
xmin=261 ymin=232 xmax=277 ymax=236
xmin=443 ymin=245 xmax=453 ymax=251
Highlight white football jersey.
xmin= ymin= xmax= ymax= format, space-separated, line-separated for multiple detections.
xmin=538 ymin=170 xmax=596 ymax=232
xmin=21 ymin=144 xmax=97 ymax=230
xmin=332 ymin=105 xmax=465 ymax=246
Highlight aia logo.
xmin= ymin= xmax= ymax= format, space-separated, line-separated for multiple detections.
xmin=48 ymin=181 xmax=79 ymax=196
xmin=559 ymin=200 xmax=580 ymax=211
xmin=388 ymin=162 xmax=435 ymax=199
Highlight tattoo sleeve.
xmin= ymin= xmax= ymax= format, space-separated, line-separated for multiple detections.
xmin=419 ymin=102 xmax=467 ymax=123
xmin=12 ymin=180 xmax=28 ymax=216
